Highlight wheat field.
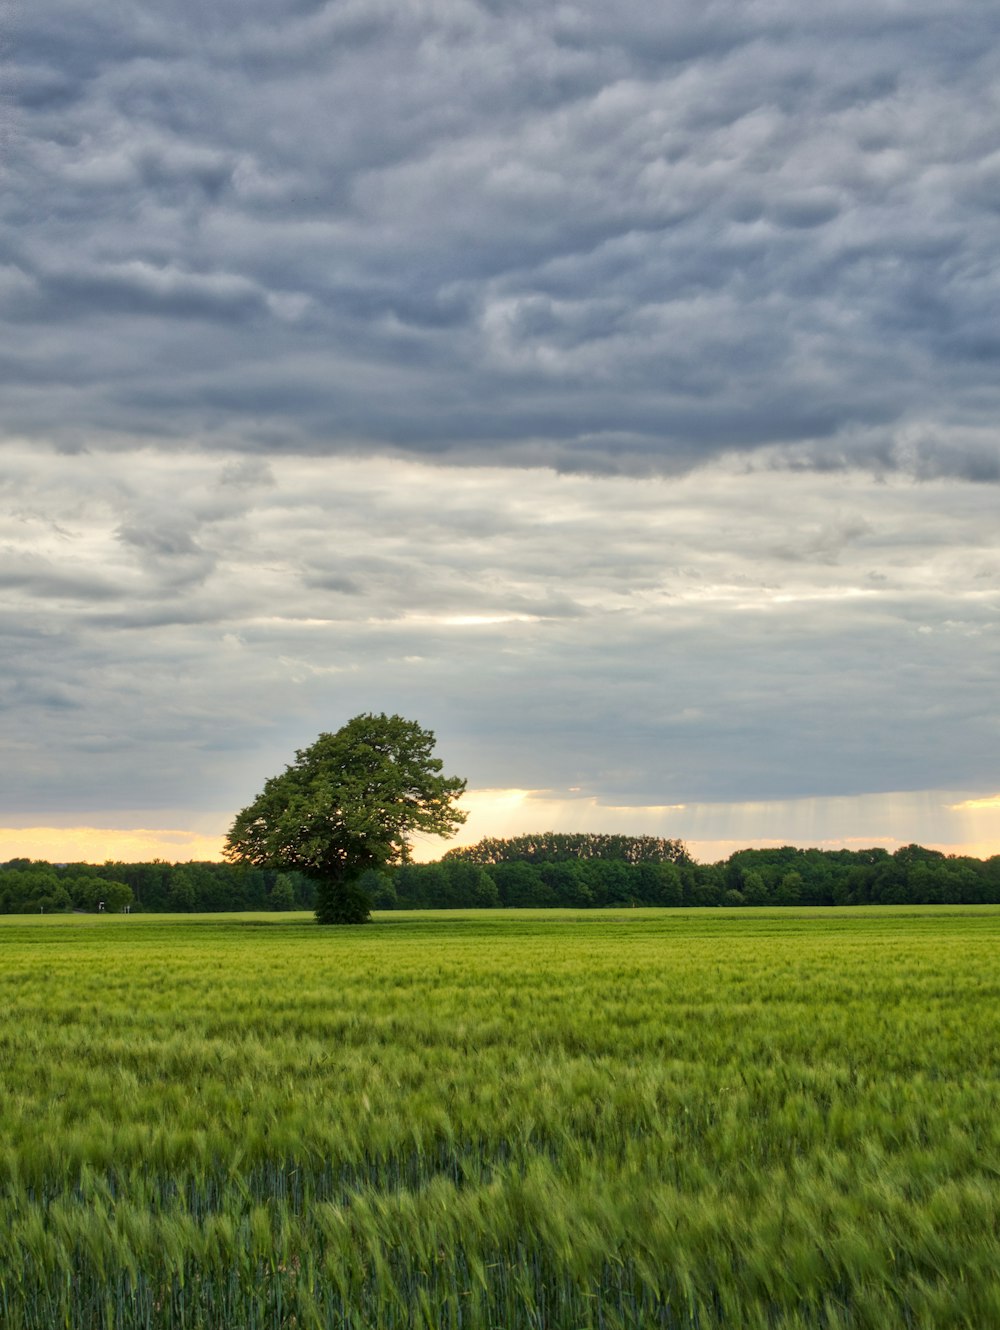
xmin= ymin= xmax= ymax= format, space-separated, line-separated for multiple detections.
xmin=1 ymin=907 xmax=998 ymax=1327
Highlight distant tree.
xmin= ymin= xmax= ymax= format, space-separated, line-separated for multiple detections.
xmin=686 ymin=872 xmax=722 ymax=907
xmin=356 ymin=869 xmax=398 ymax=909
xmin=224 ymin=714 xmax=466 ymax=924
xmin=184 ymin=863 xmax=229 ymax=912
xmin=0 ymin=865 xmax=70 ymax=913
xmin=441 ymin=860 xmax=499 ymax=908
xmin=167 ymin=870 xmax=198 ymax=912
xmin=492 ymin=860 xmax=548 ymax=907
xmin=631 ymin=861 xmax=683 ymax=907
xmin=100 ymin=881 xmax=134 ymax=913
xmin=775 ymin=871 xmax=803 ymax=906
xmin=586 ymin=859 xmax=632 ymax=906
xmin=106 ymin=860 xmax=173 ymax=911
xmin=741 ymin=870 xmax=770 ymax=906
xmin=269 ymin=875 xmax=297 ymax=911
xmin=392 ymin=863 xmax=435 ymax=910
xmin=539 ymin=860 xmax=593 ymax=907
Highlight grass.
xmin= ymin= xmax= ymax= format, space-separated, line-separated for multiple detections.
xmin=0 ymin=906 xmax=998 ymax=1327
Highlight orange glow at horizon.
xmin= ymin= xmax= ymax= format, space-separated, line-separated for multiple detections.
xmin=950 ymin=793 xmax=1000 ymax=812
xmin=4 ymin=784 xmax=1000 ymax=868
xmin=0 ymin=827 xmax=227 ymax=865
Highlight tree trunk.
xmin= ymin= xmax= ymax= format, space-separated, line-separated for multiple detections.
xmin=314 ymin=874 xmax=372 ymax=924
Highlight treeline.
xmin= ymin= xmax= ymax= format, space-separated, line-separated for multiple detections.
xmin=3 ymin=838 xmax=1000 ymax=915
xmin=443 ymin=832 xmax=690 ymax=866
xmin=364 ymin=839 xmax=1000 ymax=910
xmin=0 ymin=859 xmax=315 ymax=915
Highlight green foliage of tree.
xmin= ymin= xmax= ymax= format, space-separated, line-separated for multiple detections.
xmin=738 ymin=869 xmax=767 ymax=906
xmin=390 ymin=863 xmax=432 ymax=910
xmin=224 ymin=714 xmax=467 ymax=924
xmin=167 ymin=870 xmax=198 ymax=912
xmin=586 ymin=858 xmax=632 ymax=906
xmin=3 ymin=834 xmax=1000 ymax=917
xmin=629 ymin=861 xmax=684 ymax=906
xmin=0 ymin=866 xmax=69 ymax=914
xmin=444 ymin=831 xmax=689 ymax=866
xmin=539 ymin=861 xmax=593 ymax=907
xmin=357 ymin=869 xmax=398 ymax=909
xmin=440 ymin=861 xmax=499 ymax=908
xmin=269 ymin=875 xmax=297 ymax=911
xmin=63 ymin=874 xmax=132 ymax=912
xmin=492 ymin=861 xmax=550 ymax=907
xmin=775 ymin=871 xmax=803 ymax=906
xmin=102 ymin=860 xmax=173 ymax=911
xmin=102 ymin=881 xmax=133 ymax=912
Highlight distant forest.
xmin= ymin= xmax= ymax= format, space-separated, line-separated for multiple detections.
xmin=2 ymin=833 xmax=1000 ymax=914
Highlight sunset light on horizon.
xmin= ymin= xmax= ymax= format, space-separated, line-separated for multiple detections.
xmin=5 ymin=782 xmax=1000 ymax=868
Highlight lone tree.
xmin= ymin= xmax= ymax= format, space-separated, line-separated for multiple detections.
xmin=224 ymin=714 xmax=467 ymax=923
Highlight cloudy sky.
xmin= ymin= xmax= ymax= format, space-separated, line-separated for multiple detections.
xmin=4 ymin=0 xmax=1000 ymax=863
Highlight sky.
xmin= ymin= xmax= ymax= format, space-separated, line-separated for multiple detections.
xmin=3 ymin=0 xmax=1000 ymax=864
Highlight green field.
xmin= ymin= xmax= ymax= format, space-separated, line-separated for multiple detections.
xmin=1 ymin=908 xmax=998 ymax=1328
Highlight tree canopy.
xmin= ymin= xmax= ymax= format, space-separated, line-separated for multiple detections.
xmin=223 ymin=713 xmax=467 ymax=923
xmin=443 ymin=832 xmax=690 ymax=866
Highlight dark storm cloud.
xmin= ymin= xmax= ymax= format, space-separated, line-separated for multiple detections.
xmin=6 ymin=1 xmax=1000 ymax=475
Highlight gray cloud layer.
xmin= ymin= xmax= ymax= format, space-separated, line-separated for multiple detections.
xmin=4 ymin=4 xmax=1000 ymax=841
xmin=1 ymin=446 xmax=997 ymax=819
xmin=6 ymin=0 xmax=1000 ymax=475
